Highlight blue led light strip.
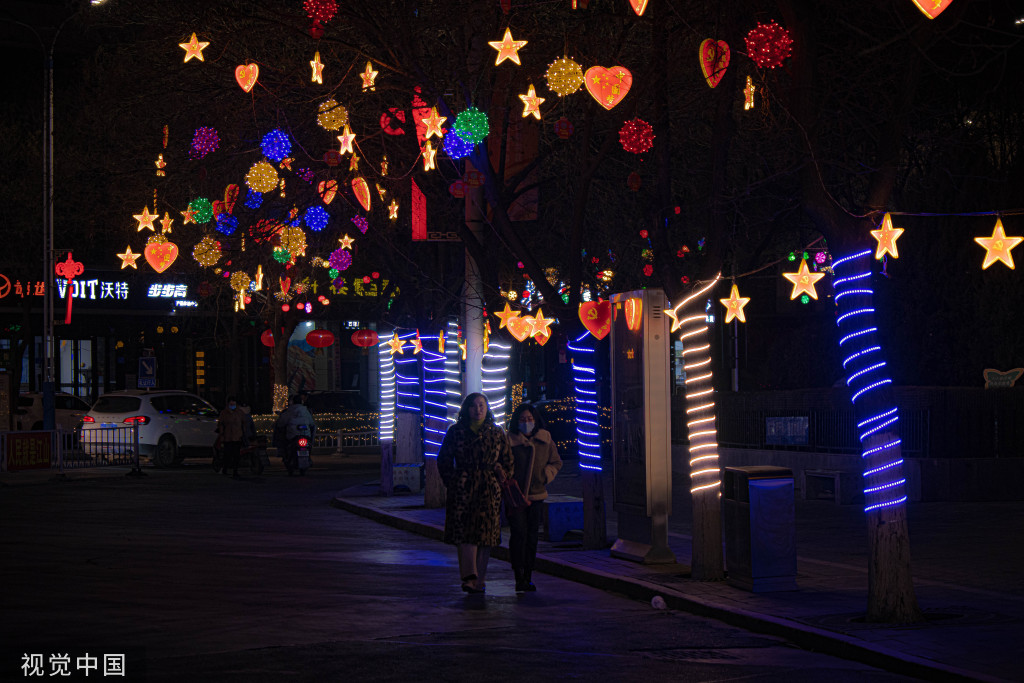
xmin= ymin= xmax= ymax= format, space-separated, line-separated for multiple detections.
xmin=568 ymin=332 xmax=602 ymax=471
xmin=667 ymin=275 xmax=723 ymax=496
xmin=444 ymin=321 xmax=462 ymax=424
xmin=832 ymin=249 xmax=907 ymax=513
xmin=421 ymin=344 xmax=447 ymax=459
xmin=393 ymin=332 xmax=422 ymax=414
xmin=377 ymin=337 xmax=396 ymax=443
xmin=482 ymin=340 xmax=511 ymax=427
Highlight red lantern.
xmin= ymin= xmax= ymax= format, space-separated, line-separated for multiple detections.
xmin=351 ymin=329 xmax=379 ymax=348
xmin=260 ymin=330 xmax=275 ymax=347
xmin=306 ymin=329 xmax=335 ymax=348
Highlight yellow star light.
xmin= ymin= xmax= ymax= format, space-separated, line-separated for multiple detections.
xmin=159 ymin=212 xmax=174 ymax=235
xmin=133 ymin=206 xmax=158 ymax=232
xmin=310 ymin=51 xmax=324 ymax=84
xmin=783 ymin=259 xmax=826 ymax=300
xmin=389 ymin=200 xmax=399 ymax=220
xmin=871 ymin=212 xmax=904 ymax=260
xmin=376 ymin=183 xmax=387 ymax=201
xmin=494 ymin=302 xmax=520 ymax=330
xmin=180 ymin=207 xmax=198 ymax=224
xmin=387 ymin=333 xmax=404 ymax=355
xmin=411 ymin=336 xmax=423 ymax=354
xmin=421 ymin=140 xmax=437 ymax=171
xmin=117 ymin=246 xmax=140 ymax=269
xmin=489 ymin=27 xmax=527 ymax=66
xmin=519 ymin=83 xmax=545 ymax=120
xmin=338 ymin=234 xmax=355 ymax=250
xmin=348 ymin=152 xmax=360 ymax=172
xmin=975 ymin=218 xmax=1024 ymax=270
xmin=526 ymin=307 xmax=554 ymax=338
xmin=360 ymin=61 xmax=378 ymax=90
xmin=719 ymin=283 xmax=750 ymax=323
xmin=665 ymin=306 xmax=682 ymax=333
xmin=422 ymin=107 xmax=447 ymax=139
xmin=458 ymin=339 xmax=467 ymax=360
xmin=179 ymin=33 xmax=209 ymax=63
xmin=337 ymin=125 xmax=356 ymax=155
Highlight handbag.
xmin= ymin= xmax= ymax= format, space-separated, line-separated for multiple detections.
xmin=495 ymin=464 xmax=531 ymax=513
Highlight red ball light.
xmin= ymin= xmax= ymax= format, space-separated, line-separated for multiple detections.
xmin=303 ymin=0 xmax=338 ymax=24
xmin=680 ymin=276 xmax=690 ymax=285
xmin=642 ymin=264 xmax=654 ymax=277
xmin=372 ymin=271 xmax=380 ymax=279
xmin=639 ymin=230 xmax=648 ymax=239
xmin=282 ymin=304 xmax=290 ymax=312
xmin=363 ymin=276 xmax=371 ymax=284
xmin=591 ymin=257 xmax=599 ymax=264
xmin=619 ymin=118 xmax=654 ymax=155
xmin=745 ymin=21 xmax=793 ymax=69
xmin=260 ymin=330 xmax=275 ymax=347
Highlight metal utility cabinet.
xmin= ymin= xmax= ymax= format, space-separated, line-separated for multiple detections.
xmin=723 ymin=466 xmax=797 ymax=592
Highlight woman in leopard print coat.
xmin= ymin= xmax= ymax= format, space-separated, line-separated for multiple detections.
xmin=438 ymin=393 xmax=513 ymax=593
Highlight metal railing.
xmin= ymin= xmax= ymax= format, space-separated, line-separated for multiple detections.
xmin=314 ymin=430 xmax=380 ymax=452
xmin=64 ymin=425 xmax=143 ymax=473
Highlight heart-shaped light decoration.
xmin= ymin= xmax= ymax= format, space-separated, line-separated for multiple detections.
xmin=280 ymin=276 xmax=291 ymax=294
xmin=318 ymin=179 xmax=338 ymax=204
xmin=212 ymin=184 xmax=241 ymax=216
xmin=629 ymin=0 xmax=648 ymax=16
xmin=235 ymin=63 xmax=259 ymax=93
xmin=145 ymin=239 xmax=178 ymax=274
xmin=625 ymin=297 xmax=643 ymax=331
xmin=506 ymin=315 xmax=531 ymax=342
xmin=578 ymin=299 xmax=612 ymax=340
xmin=911 ymin=0 xmax=953 ymax=19
xmin=351 ymin=177 xmax=371 ymax=211
xmin=584 ymin=66 xmax=632 ymax=110
xmin=699 ymin=39 xmax=730 ymax=88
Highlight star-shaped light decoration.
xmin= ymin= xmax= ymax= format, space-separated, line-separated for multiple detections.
xmin=744 ymin=76 xmax=756 ymax=110
xmin=117 ymin=246 xmax=141 ymax=270
xmin=422 ymin=107 xmax=447 ymax=139
xmin=310 ymin=51 xmax=324 ymax=84
xmin=179 ymin=33 xmax=209 ymax=63
xmin=338 ymin=234 xmax=355 ymax=250
xmin=159 ymin=212 xmax=174 ymax=235
xmin=489 ymin=27 xmax=527 ymax=66
xmin=519 ymin=84 xmax=545 ymax=120
xmin=154 ymin=154 xmax=166 ymax=176
xmin=376 ymin=183 xmax=387 ymax=201
xmin=133 ymin=206 xmax=158 ymax=232
xmin=871 ymin=212 xmax=904 ymax=260
xmin=975 ymin=218 xmax=1023 ymax=270
xmin=527 ymin=308 xmax=554 ymax=338
xmin=348 ymin=153 xmax=360 ymax=172
xmin=410 ymin=334 xmax=423 ymax=355
xmin=387 ymin=333 xmax=404 ymax=355
xmin=360 ymin=61 xmax=378 ymax=90
xmin=783 ymin=259 xmax=826 ymax=300
xmin=381 ymin=156 xmax=389 ymax=176
xmin=180 ymin=207 xmax=198 ymax=224
xmin=719 ymin=283 xmax=750 ymax=323
xmin=337 ymin=125 xmax=356 ymax=154
xmin=389 ymin=200 xmax=399 ymax=220
xmin=279 ymin=157 xmax=294 ymax=171
xmin=421 ymin=140 xmax=437 ymax=171
xmin=458 ymin=339 xmax=467 ymax=360
xmin=665 ymin=306 xmax=682 ymax=333
xmin=494 ymin=302 xmax=520 ymax=330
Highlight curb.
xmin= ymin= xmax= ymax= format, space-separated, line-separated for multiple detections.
xmin=331 ymin=495 xmax=1007 ymax=683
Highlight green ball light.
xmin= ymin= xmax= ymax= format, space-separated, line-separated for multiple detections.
xmin=453 ymin=107 xmax=489 ymax=146
xmin=328 ymin=268 xmax=339 ymax=279
xmin=800 ymin=294 xmax=810 ymax=305
xmin=787 ymin=251 xmax=796 ymax=261
xmin=189 ymin=198 xmax=214 ymax=224
xmin=273 ymin=247 xmax=291 ymax=263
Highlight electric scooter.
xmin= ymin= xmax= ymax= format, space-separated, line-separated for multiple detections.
xmin=284 ymin=425 xmax=312 ymax=476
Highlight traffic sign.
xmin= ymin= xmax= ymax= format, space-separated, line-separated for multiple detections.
xmin=138 ymin=357 xmax=157 ymax=388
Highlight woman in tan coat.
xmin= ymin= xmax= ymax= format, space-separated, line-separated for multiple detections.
xmin=507 ymin=403 xmax=562 ymax=592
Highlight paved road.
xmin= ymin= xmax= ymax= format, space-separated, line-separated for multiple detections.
xmin=1 ymin=457 xmax=915 ymax=682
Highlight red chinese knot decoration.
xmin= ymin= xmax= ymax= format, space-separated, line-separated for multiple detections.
xmin=55 ymin=252 xmax=84 ymax=325
xmin=351 ymin=329 xmax=379 ymax=348
xmin=306 ymin=329 xmax=335 ymax=348
xmin=449 ymin=180 xmax=466 ymax=198
xmin=619 ymin=118 xmax=654 ymax=154
xmin=745 ymin=21 xmax=793 ymax=69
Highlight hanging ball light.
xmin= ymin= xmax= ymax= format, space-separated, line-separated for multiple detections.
xmin=189 ymin=198 xmax=214 ymax=224
xmin=745 ymin=21 xmax=793 ymax=69
xmin=545 ymin=56 xmax=585 ymax=97
xmin=273 ymin=247 xmax=291 ymax=263
xmin=215 ymin=213 xmax=238 ymax=236
xmin=244 ymin=189 xmax=264 ymax=210
xmin=192 ymin=235 xmax=221 ymax=267
xmin=304 ymin=205 xmax=329 ymax=232
xmin=260 ymin=128 xmax=292 ymax=162
xmin=328 ymin=247 xmax=352 ymax=271
xmin=246 ymin=160 xmax=279 ymax=193
xmin=350 ymin=215 xmax=369 ymax=234
xmin=442 ymin=131 xmax=473 ymax=160
xmin=280 ymin=226 xmax=307 ymax=255
xmin=189 ymin=127 xmax=220 ymax=160
xmin=317 ymin=98 xmax=348 ymax=131
xmin=303 ymin=0 xmax=338 ymax=23
xmin=453 ymin=107 xmax=489 ymax=146
xmin=230 ymin=271 xmax=251 ymax=293
xmin=619 ymin=118 xmax=654 ymax=154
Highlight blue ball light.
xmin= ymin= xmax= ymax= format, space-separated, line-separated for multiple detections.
xmin=244 ymin=189 xmax=264 ymax=210
xmin=443 ymin=131 xmax=473 ymax=160
xmin=260 ymin=128 xmax=292 ymax=162
xmin=215 ymin=213 xmax=238 ymax=236
xmin=305 ymin=205 xmax=329 ymax=232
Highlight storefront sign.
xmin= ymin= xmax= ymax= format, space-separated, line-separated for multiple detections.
xmin=0 ymin=274 xmax=45 ymax=299
xmin=5 ymin=432 xmax=51 ymax=471
xmin=56 ymin=278 xmax=129 ymax=300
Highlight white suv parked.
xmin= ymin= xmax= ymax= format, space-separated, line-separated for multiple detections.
xmin=80 ymin=390 xmax=219 ymax=468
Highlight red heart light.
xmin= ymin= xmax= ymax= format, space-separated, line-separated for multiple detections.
xmin=584 ymin=66 xmax=632 ymax=110
xmin=144 ymin=241 xmax=179 ymax=274
xmin=235 ymin=63 xmax=259 ymax=93
xmin=699 ymin=39 xmax=730 ymax=89
xmin=578 ymin=299 xmax=612 ymax=340
xmin=911 ymin=0 xmax=953 ymax=20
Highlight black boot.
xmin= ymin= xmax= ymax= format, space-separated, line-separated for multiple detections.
xmin=514 ymin=569 xmax=526 ymax=593
xmin=522 ymin=570 xmax=536 ymax=592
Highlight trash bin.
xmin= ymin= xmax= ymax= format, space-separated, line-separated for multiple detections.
xmin=723 ymin=466 xmax=797 ymax=592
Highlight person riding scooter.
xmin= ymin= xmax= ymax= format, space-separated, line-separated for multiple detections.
xmin=273 ymin=394 xmax=316 ymax=475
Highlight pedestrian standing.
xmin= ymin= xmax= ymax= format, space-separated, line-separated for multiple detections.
xmin=437 ymin=393 xmax=512 ymax=594
xmin=216 ymin=396 xmax=246 ymax=479
xmin=507 ymin=403 xmax=562 ymax=592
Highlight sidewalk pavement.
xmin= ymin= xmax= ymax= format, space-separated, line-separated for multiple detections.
xmin=333 ymin=459 xmax=1024 ymax=683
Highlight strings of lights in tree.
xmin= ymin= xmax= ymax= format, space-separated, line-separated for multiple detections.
xmin=832 ymin=250 xmax=907 ymax=513
xmin=453 ymin=107 xmax=489 ymax=146
xmin=188 ymin=198 xmax=213 ymax=224
xmin=443 ymin=131 xmax=474 ymax=159
xmin=567 ymin=331 xmax=602 ymax=471
xmin=260 ymin=128 xmax=292 ymax=162
xmin=304 ymin=205 xmax=329 ymax=232
xmin=189 ymin=127 xmax=219 ymax=159
xmin=667 ymin=274 xmax=723 ymax=495
xmin=378 ymin=336 xmax=396 ymax=443
xmin=744 ymin=21 xmax=793 ymax=69
xmin=444 ymin=320 xmax=463 ymax=423
xmin=394 ymin=332 xmax=421 ymax=413
xmin=482 ymin=340 xmax=511 ymax=426
xmin=421 ymin=342 xmax=447 ymax=459
xmin=317 ymin=98 xmax=348 ymax=131
xmin=545 ymin=55 xmax=585 ymax=96
xmin=619 ymin=118 xmax=654 ymax=154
